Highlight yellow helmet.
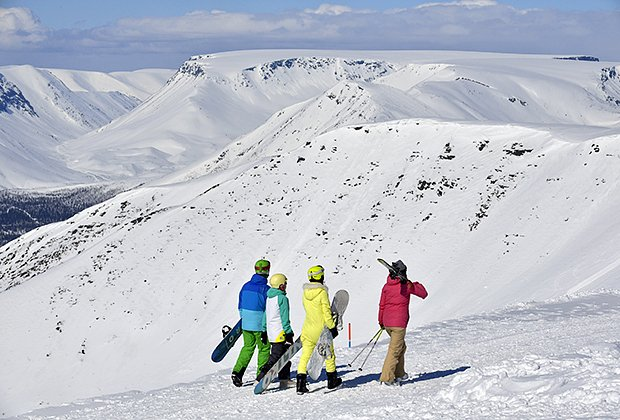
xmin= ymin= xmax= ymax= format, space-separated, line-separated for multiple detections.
xmin=307 ymin=265 xmax=325 ymax=282
xmin=269 ymin=273 xmax=288 ymax=288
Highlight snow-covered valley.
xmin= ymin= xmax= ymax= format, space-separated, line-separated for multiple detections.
xmin=0 ymin=66 xmax=172 ymax=188
xmin=1 ymin=50 xmax=619 ymax=418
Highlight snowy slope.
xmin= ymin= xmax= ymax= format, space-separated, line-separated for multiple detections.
xmin=47 ymin=69 xmax=173 ymax=102
xmin=0 ymin=66 xmax=172 ymax=188
xmin=1 ymin=119 xmax=619 ymax=417
xmin=1 ymin=50 xmax=620 ymax=417
xmin=175 ymin=80 xmax=428 ymax=181
xmin=14 ymin=291 xmax=620 ymax=419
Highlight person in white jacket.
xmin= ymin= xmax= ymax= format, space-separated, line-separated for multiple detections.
xmin=255 ymin=273 xmax=295 ymax=388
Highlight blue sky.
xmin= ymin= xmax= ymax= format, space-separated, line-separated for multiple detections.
xmin=4 ymin=0 xmax=619 ymax=29
xmin=1 ymin=0 xmax=619 ymax=71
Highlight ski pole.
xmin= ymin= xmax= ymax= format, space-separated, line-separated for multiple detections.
xmin=358 ymin=328 xmax=384 ymax=371
xmin=347 ymin=328 xmax=382 ymax=367
xmin=347 ymin=328 xmax=383 ymax=368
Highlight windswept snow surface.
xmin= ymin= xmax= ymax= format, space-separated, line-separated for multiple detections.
xmin=15 ymin=291 xmax=620 ymax=419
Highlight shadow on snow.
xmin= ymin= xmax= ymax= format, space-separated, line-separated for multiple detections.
xmin=410 ymin=366 xmax=471 ymax=383
xmin=337 ymin=365 xmax=471 ymax=388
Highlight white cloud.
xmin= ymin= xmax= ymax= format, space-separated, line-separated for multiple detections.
xmin=1 ymin=3 xmax=619 ymax=71
xmin=93 ymin=10 xmax=331 ymax=43
xmin=304 ymin=4 xmax=354 ymax=15
xmin=417 ymin=0 xmax=498 ymax=9
xmin=0 ymin=7 xmax=47 ymax=48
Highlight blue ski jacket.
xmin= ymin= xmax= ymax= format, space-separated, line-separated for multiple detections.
xmin=238 ymin=274 xmax=270 ymax=331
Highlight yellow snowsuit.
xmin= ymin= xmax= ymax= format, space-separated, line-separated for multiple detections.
xmin=297 ymin=282 xmax=336 ymax=374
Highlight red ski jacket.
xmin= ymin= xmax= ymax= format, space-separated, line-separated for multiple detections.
xmin=378 ymin=275 xmax=428 ymax=328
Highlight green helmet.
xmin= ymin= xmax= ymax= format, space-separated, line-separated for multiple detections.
xmin=255 ymin=259 xmax=271 ymax=275
xmin=307 ymin=265 xmax=325 ymax=282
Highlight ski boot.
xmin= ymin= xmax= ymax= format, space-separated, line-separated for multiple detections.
xmin=296 ymin=373 xmax=309 ymax=395
xmin=327 ymin=371 xmax=342 ymax=390
xmin=231 ymin=367 xmax=245 ymax=387
xmin=279 ymin=379 xmax=294 ymax=390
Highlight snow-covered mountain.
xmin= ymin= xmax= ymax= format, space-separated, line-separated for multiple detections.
xmin=59 ymin=51 xmax=620 ymax=182
xmin=0 ymin=66 xmax=173 ymax=188
xmin=1 ymin=50 xmax=619 ymax=418
xmin=58 ymin=54 xmax=399 ymax=179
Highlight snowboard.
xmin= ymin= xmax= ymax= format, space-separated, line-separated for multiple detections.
xmin=307 ymin=289 xmax=349 ymax=381
xmin=377 ymin=258 xmax=409 ymax=281
xmin=253 ymin=337 xmax=302 ymax=394
xmin=211 ymin=318 xmax=242 ymax=363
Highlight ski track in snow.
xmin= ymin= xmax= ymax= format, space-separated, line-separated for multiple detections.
xmin=567 ymin=258 xmax=620 ymax=295
xmin=16 ymin=291 xmax=620 ymax=420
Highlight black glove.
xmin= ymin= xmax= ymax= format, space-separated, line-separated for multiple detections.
xmin=379 ymin=324 xmax=384 ymax=330
xmin=329 ymin=327 xmax=339 ymax=339
xmin=285 ymin=332 xmax=294 ymax=344
xmin=261 ymin=331 xmax=268 ymax=344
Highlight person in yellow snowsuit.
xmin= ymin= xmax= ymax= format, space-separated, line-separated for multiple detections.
xmin=296 ymin=265 xmax=342 ymax=394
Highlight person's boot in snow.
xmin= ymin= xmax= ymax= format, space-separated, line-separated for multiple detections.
xmin=396 ymin=373 xmax=409 ymax=383
xmin=327 ymin=371 xmax=342 ymax=390
xmin=279 ymin=379 xmax=294 ymax=389
xmin=231 ymin=367 xmax=245 ymax=387
xmin=296 ymin=373 xmax=309 ymax=394
xmin=231 ymin=372 xmax=242 ymax=387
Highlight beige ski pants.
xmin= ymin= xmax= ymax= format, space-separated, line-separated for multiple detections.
xmin=379 ymin=327 xmax=406 ymax=383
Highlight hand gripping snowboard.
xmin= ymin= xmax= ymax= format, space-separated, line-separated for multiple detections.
xmin=253 ymin=337 xmax=303 ymax=394
xmin=211 ymin=319 xmax=242 ymax=363
xmin=307 ymin=289 xmax=349 ymax=381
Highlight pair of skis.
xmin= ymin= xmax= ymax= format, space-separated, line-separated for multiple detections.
xmin=377 ymin=258 xmax=408 ymax=282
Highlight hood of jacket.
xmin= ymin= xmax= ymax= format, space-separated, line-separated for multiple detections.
xmin=249 ymin=273 xmax=268 ymax=285
xmin=302 ymin=282 xmax=328 ymax=301
xmin=267 ymin=287 xmax=285 ymax=298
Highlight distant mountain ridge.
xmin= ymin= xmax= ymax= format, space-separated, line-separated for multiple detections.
xmin=59 ymin=51 xmax=620 ymax=184
xmin=2 ymin=52 xmax=619 ymax=189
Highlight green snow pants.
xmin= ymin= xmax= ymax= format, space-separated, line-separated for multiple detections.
xmin=233 ymin=330 xmax=271 ymax=377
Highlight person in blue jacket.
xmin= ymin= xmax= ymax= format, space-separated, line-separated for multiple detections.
xmin=231 ymin=259 xmax=271 ymax=387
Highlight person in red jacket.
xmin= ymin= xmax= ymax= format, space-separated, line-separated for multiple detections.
xmin=378 ymin=260 xmax=428 ymax=385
